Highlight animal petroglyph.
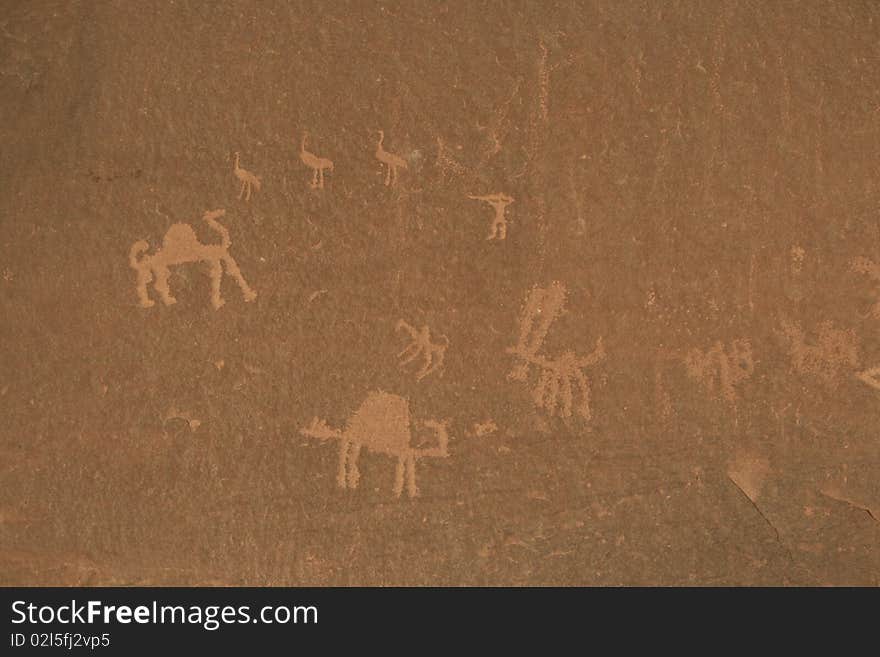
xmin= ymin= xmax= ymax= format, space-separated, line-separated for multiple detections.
xmin=435 ymin=136 xmax=469 ymax=183
xmin=684 ymin=339 xmax=754 ymax=404
xmin=232 ymin=152 xmax=261 ymax=201
xmin=375 ymin=130 xmax=407 ymax=187
xmin=300 ymin=391 xmax=450 ymax=498
xmin=396 ymin=320 xmax=448 ymax=381
xmin=852 ymin=256 xmax=880 ymax=319
xmin=508 ymin=282 xmax=605 ymax=421
xmin=129 ymin=209 xmax=257 ymax=310
xmin=855 ymin=366 xmax=880 ymax=392
xmin=163 ymin=406 xmax=201 ymax=433
xmin=299 ymin=132 xmax=334 ymax=189
xmin=779 ymin=317 xmax=859 ymax=386
xmin=469 ymin=193 xmax=514 ymax=241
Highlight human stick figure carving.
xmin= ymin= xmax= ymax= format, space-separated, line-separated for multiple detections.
xmin=375 ymin=130 xmax=407 ymax=187
xmin=469 ymin=193 xmax=514 ymax=240
xmin=507 ymin=282 xmax=605 ymax=420
xmin=396 ymin=320 xmax=448 ymax=381
xmin=300 ymin=391 xmax=450 ymax=498
xmin=299 ymin=132 xmax=333 ymax=189
xmin=684 ymin=339 xmax=754 ymax=404
xmin=232 ymin=151 xmax=261 ymax=201
xmin=852 ymin=256 xmax=880 ymax=319
xmin=128 ymin=209 xmax=257 ymax=310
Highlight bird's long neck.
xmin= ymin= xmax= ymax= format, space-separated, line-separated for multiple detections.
xmin=300 ymin=133 xmax=307 ymax=153
xmin=377 ymin=131 xmax=385 ymax=150
xmin=234 ymin=153 xmax=240 ymax=169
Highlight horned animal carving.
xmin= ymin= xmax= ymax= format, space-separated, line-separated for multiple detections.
xmin=129 ymin=209 xmax=257 ymax=310
xmin=300 ymin=391 xmax=450 ymax=498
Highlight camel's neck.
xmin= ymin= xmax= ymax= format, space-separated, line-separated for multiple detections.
xmin=300 ymin=134 xmax=307 ymax=153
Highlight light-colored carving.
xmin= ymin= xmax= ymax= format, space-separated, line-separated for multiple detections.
xmin=855 ymin=366 xmax=880 ymax=391
xmin=469 ymin=193 xmax=514 ymax=241
xmin=852 ymin=256 xmax=880 ymax=319
xmin=778 ymin=317 xmax=859 ymax=385
xmin=435 ymin=136 xmax=469 ymax=183
xmin=163 ymin=405 xmax=201 ymax=433
xmin=396 ymin=320 xmax=448 ymax=381
xmin=232 ymin=152 xmax=261 ymax=201
xmin=375 ymin=130 xmax=407 ymax=187
xmin=300 ymin=391 xmax=450 ymax=498
xmin=299 ymin=132 xmax=334 ymax=189
xmin=684 ymin=339 xmax=754 ymax=404
xmin=507 ymin=282 xmax=605 ymax=420
xmin=129 ymin=209 xmax=257 ymax=310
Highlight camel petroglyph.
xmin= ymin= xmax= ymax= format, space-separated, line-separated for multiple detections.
xmin=129 ymin=209 xmax=257 ymax=310
xmin=508 ymin=282 xmax=606 ymax=420
xmin=300 ymin=391 xmax=450 ymax=498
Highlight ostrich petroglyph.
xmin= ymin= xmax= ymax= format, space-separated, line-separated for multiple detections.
xmin=128 ymin=209 xmax=257 ymax=310
xmin=300 ymin=391 xmax=450 ymax=498
xmin=299 ymin=132 xmax=334 ymax=189
xmin=232 ymin=151 xmax=261 ymax=201
xmin=507 ymin=282 xmax=605 ymax=420
xmin=469 ymin=193 xmax=514 ymax=240
xmin=375 ymin=130 xmax=407 ymax=187
xmin=396 ymin=320 xmax=448 ymax=381
xmin=684 ymin=339 xmax=754 ymax=404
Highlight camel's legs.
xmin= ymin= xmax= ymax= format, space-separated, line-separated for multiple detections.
xmin=545 ymin=373 xmax=560 ymax=416
xmin=311 ymin=169 xmax=319 ymax=189
xmin=487 ymin=222 xmax=497 ymax=240
xmin=560 ymin=374 xmax=574 ymax=418
xmin=497 ymin=220 xmax=507 ymax=240
xmin=238 ymin=180 xmax=246 ymax=200
xmin=153 ymin=265 xmax=176 ymax=305
xmin=347 ymin=443 xmax=362 ymax=489
xmin=221 ymin=255 xmax=257 ymax=302
xmin=405 ymin=455 xmax=418 ymax=498
xmin=337 ymin=439 xmax=350 ymax=488
xmin=318 ymin=168 xmax=325 ymax=188
xmin=208 ymin=259 xmax=225 ymax=309
xmin=574 ymin=369 xmax=592 ymax=420
xmin=245 ymin=182 xmax=252 ymax=202
xmin=533 ymin=368 xmax=553 ymax=408
xmin=393 ymin=457 xmax=405 ymax=497
xmin=384 ymin=164 xmax=391 ymax=187
xmin=135 ymin=270 xmax=155 ymax=308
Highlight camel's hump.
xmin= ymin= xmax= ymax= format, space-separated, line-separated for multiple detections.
xmin=345 ymin=391 xmax=411 ymax=445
